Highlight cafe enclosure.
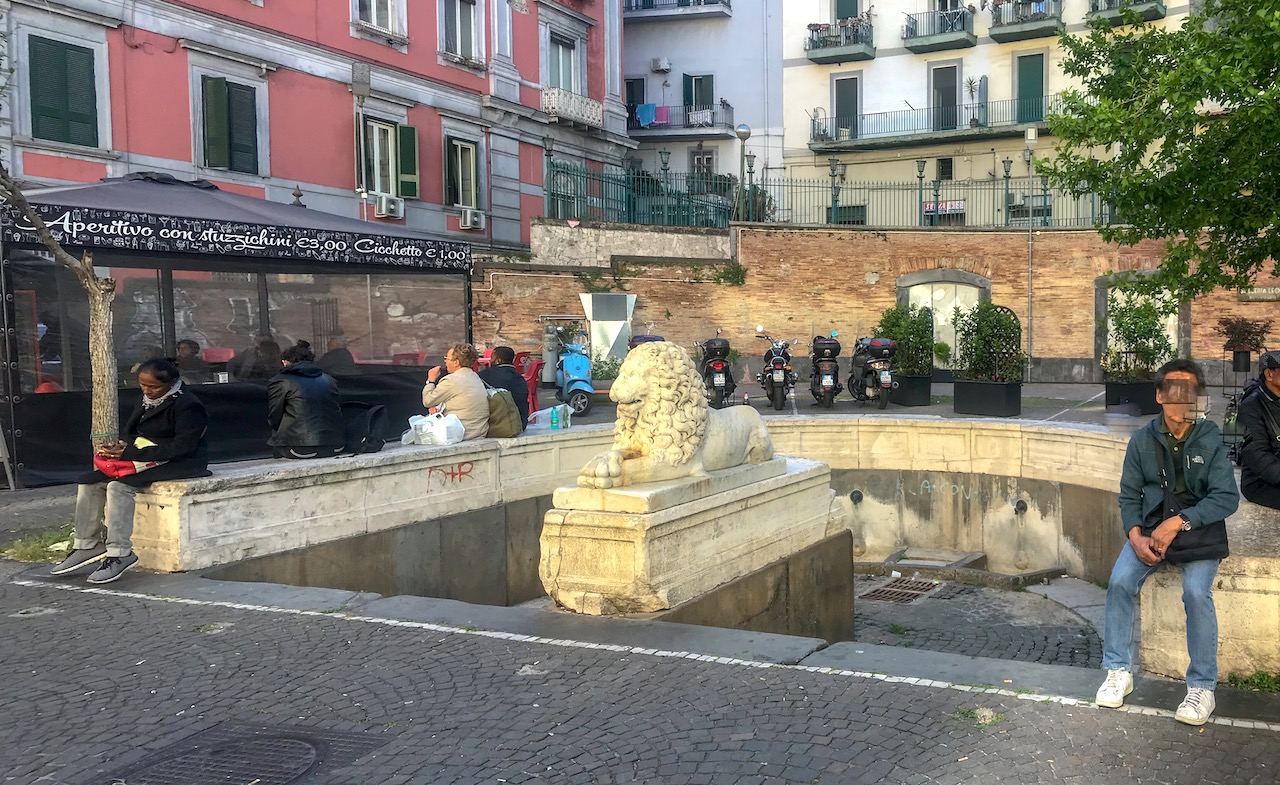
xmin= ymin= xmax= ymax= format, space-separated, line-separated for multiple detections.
xmin=0 ymin=173 xmax=472 ymax=487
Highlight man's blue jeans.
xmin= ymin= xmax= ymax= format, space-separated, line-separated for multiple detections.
xmin=1102 ymin=541 xmax=1221 ymax=689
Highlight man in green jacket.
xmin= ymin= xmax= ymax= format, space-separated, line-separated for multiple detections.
xmin=1096 ymin=359 xmax=1239 ymax=725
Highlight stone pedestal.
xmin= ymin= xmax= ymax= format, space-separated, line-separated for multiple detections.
xmin=540 ymin=457 xmax=847 ymax=615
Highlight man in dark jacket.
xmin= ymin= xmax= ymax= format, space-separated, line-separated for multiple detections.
xmin=1238 ymin=350 xmax=1280 ymax=509
xmin=52 ymin=358 xmax=211 ymax=584
xmin=316 ymin=336 xmax=360 ymax=376
xmin=1096 ymin=359 xmax=1239 ymax=726
xmin=478 ymin=345 xmax=530 ymax=429
xmin=268 ymin=342 xmax=346 ymax=459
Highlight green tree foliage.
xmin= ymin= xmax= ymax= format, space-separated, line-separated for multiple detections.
xmin=1099 ymin=288 xmax=1176 ymax=381
xmin=874 ymin=304 xmax=935 ymax=376
xmin=1042 ymin=1 xmax=1280 ymax=298
xmin=952 ymin=302 xmax=1026 ymax=383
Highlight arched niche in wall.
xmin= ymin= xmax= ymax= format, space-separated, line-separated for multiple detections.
xmin=1093 ymin=270 xmax=1191 ymax=369
xmin=895 ymin=269 xmax=992 ymax=369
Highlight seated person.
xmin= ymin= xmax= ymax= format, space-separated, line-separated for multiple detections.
xmin=316 ymin=336 xmax=360 ymax=376
xmin=267 ymin=341 xmax=346 ymax=459
xmin=129 ymin=345 xmax=165 ymax=374
xmin=238 ymin=339 xmax=283 ymax=381
xmin=478 ymin=345 xmax=530 ymax=430
xmin=421 ymin=343 xmax=489 ymax=440
xmin=1238 ymin=350 xmax=1280 ymax=510
xmin=51 ymin=358 xmax=211 ymax=584
xmin=176 ymin=339 xmax=212 ymax=384
xmin=227 ymin=332 xmax=275 ymax=381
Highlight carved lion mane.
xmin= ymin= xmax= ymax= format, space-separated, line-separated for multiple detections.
xmin=611 ymin=342 xmax=707 ymax=466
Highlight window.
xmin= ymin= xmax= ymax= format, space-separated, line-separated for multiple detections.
xmin=550 ymin=36 xmax=577 ymax=91
xmin=496 ymin=0 xmax=513 ymax=57
xmin=827 ymin=205 xmax=868 ymax=225
xmin=835 ymin=0 xmax=859 ymax=19
xmin=28 ymin=35 xmax=98 ymax=148
xmin=201 ymin=76 xmax=258 ymax=174
xmin=358 ymin=0 xmax=397 ymax=31
xmin=833 ymin=76 xmax=858 ymax=139
xmin=937 ymin=157 xmax=953 ymax=181
xmin=625 ymin=78 xmax=646 ymax=105
xmin=362 ymin=118 xmax=419 ymax=198
xmin=445 ymin=136 xmax=479 ymax=208
xmin=689 ymin=150 xmax=715 ymax=194
xmin=682 ymin=74 xmax=714 ymax=109
xmin=442 ymin=0 xmax=477 ymax=59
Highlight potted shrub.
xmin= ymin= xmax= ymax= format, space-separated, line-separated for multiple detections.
xmin=1216 ymin=316 xmax=1272 ymax=373
xmin=1099 ymin=289 xmax=1175 ymax=415
xmin=875 ymin=304 xmax=935 ymax=406
xmin=965 ymin=77 xmax=981 ymax=128
xmin=951 ymin=302 xmax=1025 ymax=417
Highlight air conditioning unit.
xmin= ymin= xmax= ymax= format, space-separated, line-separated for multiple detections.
xmin=374 ymin=195 xmax=404 ymax=219
xmin=460 ymin=207 xmax=486 ymax=230
xmin=650 ymin=57 xmax=672 ymax=73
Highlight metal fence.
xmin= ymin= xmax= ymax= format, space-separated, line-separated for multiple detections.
xmin=546 ymin=161 xmax=1117 ymax=229
xmin=813 ymin=94 xmax=1066 ymax=142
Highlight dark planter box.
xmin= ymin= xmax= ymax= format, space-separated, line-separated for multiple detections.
xmin=891 ymin=374 xmax=932 ymax=406
xmin=1232 ymin=350 xmax=1253 ymax=373
xmin=954 ymin=380 xmax=1021 ymax=417
xmin=1105 ymin=380 xmax=1160 ymax=415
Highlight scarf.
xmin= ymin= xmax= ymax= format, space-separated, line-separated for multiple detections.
xmin=142 ymin=379 xmax=183 ymax=409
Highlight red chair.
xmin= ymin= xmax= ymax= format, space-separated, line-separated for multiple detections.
xmin=520 ymin=358 xmax=544 ymax=414
xmin=391 ymin=352 xmax=422 ymax=366
xmin=473 ymin=348 xmax=494 ymax=372
xmin=202 ymin=347 xmax=235 ymax=363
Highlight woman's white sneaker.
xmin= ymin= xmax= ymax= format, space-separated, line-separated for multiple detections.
xmin=1175 ymin=688 xmax=1216 ymax=726
xmin=1096 ymin=669 xmax=1133 ymax=708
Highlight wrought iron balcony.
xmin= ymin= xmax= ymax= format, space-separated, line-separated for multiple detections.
xmin=989 ymin=0 xmax=1065 ymax=43
xmin=623 ymin=0 xmax=732 ymax=21
xmin=804 ymin=22 xmax=875 ymax=65
xmin=810 ymin=94 xmax=1063 ymax=150
xmin=541 ymin=88 xmax=604 ymax=129
xmin=901 ymin=9 xmax=976 ymax=54
xmin=626 ymin=102 xmax=736 ymax=138
xmin=1086 ymin=0 xmax=1167 ymax=25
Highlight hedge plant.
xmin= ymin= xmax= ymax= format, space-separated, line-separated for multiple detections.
xmin=1099 ymin=289 xmax=1175 ymax=382
xmin=874 ymin=304 xmax=935 ymax=377
xmin=952 ymin=302 xmax=1025 ymax=383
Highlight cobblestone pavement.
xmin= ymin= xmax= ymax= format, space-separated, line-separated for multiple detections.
xmin=4 ymin=574 xmax=1277 ymax=785
xmin=854 ymin=578 xmax=1104 ymax=669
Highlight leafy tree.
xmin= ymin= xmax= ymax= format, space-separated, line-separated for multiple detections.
xmin=1041 ymin=1 xmax=1280 ymax=299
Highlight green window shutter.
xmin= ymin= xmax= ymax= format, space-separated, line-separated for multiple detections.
xmin=698 ymin=75 xmax=714 ymax=107
xmin=226 ymin=82 xmax=258 ymax=174
xmin=202 ymin=76 xmax=231 ymax=169
xmin=836 ymin=0 xmax=859 ymax=18
xmin=682 ymin=74 xmax=694 ymax=108
xmin=444 ymin=136 xmax=459 ymax=205
xmin=397 ymin=124 xmax=419 ymax=199
xmin=29 ymin=36 xmax=98 ymax=147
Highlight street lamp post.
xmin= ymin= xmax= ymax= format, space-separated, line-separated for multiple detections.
xmin=745 ymin=151 xmax=757 ymax=221
xmin=542 ymin=136 xmax=554 ymax=217
xmin=915 ymin=159 xmax=927 ymax=226
xmin=828 ymin=157 xmax=840 ymax=225
xmin=735 ymin=123 xmax=752 ymax=220
xmin=1024 ymin=127 xmax=1038 ymax=380
xmin=659 ymin=148 xmax=671 ymax=226
xmin=1002 ymin=157 xmax=1013 ymax=227
xmin=931 ymin=178 xmax=941 ymax=227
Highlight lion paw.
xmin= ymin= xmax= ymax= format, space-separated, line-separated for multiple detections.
xmin=577 ymin=450 xmax=624 ymax=489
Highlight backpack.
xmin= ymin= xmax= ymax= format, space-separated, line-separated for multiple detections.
xmin=483 ymin=383 xmax=524 ymax=438
xmin=341 ymin=402 xmax=388 ymax=454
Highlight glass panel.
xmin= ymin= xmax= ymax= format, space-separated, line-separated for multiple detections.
xmin=9 ymin=252 xmax=92 ymax=394
xmin=457 ymin=142 xmax=477 ymax=207
xmin=168 ymin=271 xmax=267 ymax=383
xmin=460 ymin=0 xmax=474 ymax=58
xmin=907 ymin=281 xmax=980 ymax=368
xmin=113 ymin=267 xmax=166 ymax=388
xmin=366 ymin=122 xmax=395 ymax=195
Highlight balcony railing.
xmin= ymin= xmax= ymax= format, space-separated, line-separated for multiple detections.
xmin=901 ymin=9 xmax=977 ymax=53
xmin=542 ymin=88 xmax=604 ymax=129
xmin=623 ymin=0 xmax=732 ymax=19
xmin=989 ymin=0 xmax=1065 ymax=43
xmin=1086 ymin=0 xmax=1167 ymax=24
xmin=627 ymin=103 xmax=735 ymax=135
xmin=811 ymin=94 xmax=1063 ymax=145
xmin=804 ymin=22 xmax=875 ymax=64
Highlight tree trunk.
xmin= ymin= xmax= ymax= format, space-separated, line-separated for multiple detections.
xmin=84 ymin=272 xmax=119 ymax=449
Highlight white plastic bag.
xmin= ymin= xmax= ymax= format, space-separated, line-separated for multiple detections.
xmin=408 ymin=412 xmax=465 ymax=445
xmin=525 ymin=403 xmax=572 ymax=431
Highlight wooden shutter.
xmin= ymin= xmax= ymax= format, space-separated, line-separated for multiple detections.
xmin=444 ymin=136 xmax=459 ymax=205
xmin=227 ymin=82 xmax=259 ymax=174
xmin=29 ymin=36 xmax=98 ymax=147
xmin=202 ymin=76 xmax=231 ymax=169
xmin=698 ymin=75 xmax=714 ymax=108
xmin=682 ymin=74 xmax=694 ymax=108
xmin=397 ymin=124 xmax=419 ymax=199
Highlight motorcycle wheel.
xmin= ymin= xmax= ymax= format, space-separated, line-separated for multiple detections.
xmin=821 ymin=390 xmax=835 ymax=409
xmin=567 ymin=390 xmax=593 ymax=416
xmin=710 ymin=388 xmax=724 ymax=409
xmin=876 ymin=387 xmax=890 ymax=409
xmin=771 ymin=385 xmax=786 ymax=411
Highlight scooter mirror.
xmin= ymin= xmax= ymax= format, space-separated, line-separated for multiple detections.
xmin=830 ymin=330 xmax=839 ymax=338
xmin=756 ymin=325 xmax=765 ymax=333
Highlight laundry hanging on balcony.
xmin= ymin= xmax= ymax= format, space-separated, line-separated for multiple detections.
xmin=689 ymin=108 xmax=714 ymax=127
xmin=636 ymin=103 xmax=658 ymax=127
xmin=653 ymin=105 xmax=670 ymax=126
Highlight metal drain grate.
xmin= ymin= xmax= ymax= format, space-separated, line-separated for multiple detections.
xmin=859 ymin=577 xmax=939 ymax=604
xmin=93 ymin=724 xmax=388 ymax=785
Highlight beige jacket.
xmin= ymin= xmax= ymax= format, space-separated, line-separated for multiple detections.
xmin=421 ymin=367 xmax=490 ymax=440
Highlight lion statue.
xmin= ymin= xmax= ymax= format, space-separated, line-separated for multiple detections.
xmin=577 ymin=341 xmax=774 ymax=489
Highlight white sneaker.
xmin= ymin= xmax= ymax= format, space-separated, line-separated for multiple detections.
xmin=1096 ymin=669 xmax=1133 ymax=708
xmin=1175 ymin=687 xmax=1216 ymax=726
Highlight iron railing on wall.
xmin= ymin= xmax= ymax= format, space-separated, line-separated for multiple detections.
xmin=902 ymin=9 xmax=974 ymax=38
xmin=812 ymin=94 xmax=1065 ymax=142
xmin=546 ymin=161 xmax=1118 ymax=230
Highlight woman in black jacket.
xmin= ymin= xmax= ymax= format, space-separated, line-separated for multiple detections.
xmin=268 ymin=341 xmax=346 ymax=459
xmin=51 ymin=358 xmax=211 ymax=584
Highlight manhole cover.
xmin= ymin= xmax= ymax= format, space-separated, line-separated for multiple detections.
xmin=859 ymin=577 xmax=938 ymax=604
xmin=93 ymin=725 xmax=387 ymax=785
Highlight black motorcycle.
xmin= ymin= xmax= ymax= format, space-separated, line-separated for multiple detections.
xmin=755 ymin=327 xmax=797 ymax=411
xmin=848 ymin=337 xmax=896 ymax=409
xmin=809 ymin=333 xmax=843 ymax=409
xmin=697 ymin=332 xmax=735 ymax=409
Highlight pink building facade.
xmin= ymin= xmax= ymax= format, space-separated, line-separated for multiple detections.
xmin=3 ymin=0 xmax=632 ymax=247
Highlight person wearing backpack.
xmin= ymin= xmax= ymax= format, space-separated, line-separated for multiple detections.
xmin=1238 ymin=350 xmax=1280 ymax=510
xmin=478 ymin=346 xmax=530 ymax=430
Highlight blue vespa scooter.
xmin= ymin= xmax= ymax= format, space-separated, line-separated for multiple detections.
xmin=555 ymin=340 xmax=595 ymax=416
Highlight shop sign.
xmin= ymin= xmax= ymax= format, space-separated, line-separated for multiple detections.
xmin=924 ymin=200 xmax=966 ymax=215
xmin=1238 ymin=287 xmax=1280 ymax=302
